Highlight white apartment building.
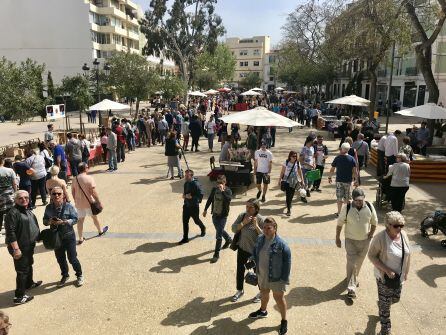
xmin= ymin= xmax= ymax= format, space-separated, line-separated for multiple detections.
xmin=0 ymin=0 xmax=175 ymax=84
xmin=263 ymin=49 xmax=286 ymax=91
xmin=225 ymin=36 xmax=271 ymax=88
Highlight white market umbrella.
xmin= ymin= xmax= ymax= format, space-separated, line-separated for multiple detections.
xmin=89 ymin=99 xmax=130 ymax=111
xmin=241 ymin=90 xmax=262 ymax=96
xmin=204 ymin=89 xmax=219 ymax=95
xmin=284 ymin=90 xmax=298 ymax=94
xmin=218 ymin=87 xmax=231 ymax=92
xmin=220 ymin=107 xmax=302 ymax=127
xmin=326 ymin=95 xmax=370 ymax=106
xmin=251 ymin=87 xmax=263 ymax=92
xmin=275 ymin=87 xmax=285 ymax=91
xmin=395 ymin=103 xmax=446 ymax=119
xmin=154 ymin=91 xmax=163 ymax=95
xmin=188 ymin=91 xmax=207 ymax=97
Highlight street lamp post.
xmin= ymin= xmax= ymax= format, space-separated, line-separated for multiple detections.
xmin=82 ymin=59 xmax=110 ymax=127
xmin=385 ymin=42 xmax=396 ymax=134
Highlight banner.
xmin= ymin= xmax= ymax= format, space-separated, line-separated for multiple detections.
xmin=46 ymin=104 xmax=66 ymax=120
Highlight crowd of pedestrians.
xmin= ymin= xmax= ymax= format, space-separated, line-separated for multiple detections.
xmin=0 ymin=92 xmax=423 ymax=335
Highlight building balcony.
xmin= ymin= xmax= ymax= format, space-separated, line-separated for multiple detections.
xmin=94 ymin=6 xmax=127 ymax=20
xmin=92 ymin=24 xmax=127 ymax=37
xmin=126 ymin=15 xmax=139 ymax=26
xmin=93 ymin=42 xmax=128 ymax=52
xmin=128 ymin=30 xmax=140 ymax=41
xmin=129 ymin=47 xmax=141 ymax=54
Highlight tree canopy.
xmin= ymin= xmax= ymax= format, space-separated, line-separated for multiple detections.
xmin=107 ymin=52 xmax=158 ymax=112
xmin=0 ymin=57 xmax=46 ymax=124
xmin=140 ymin=0 xmax=225 ymax=89
xmin=240 ymin=73 xmax=262 ymax=89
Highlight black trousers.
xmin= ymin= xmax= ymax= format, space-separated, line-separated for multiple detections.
xmin=117 ymin=141 xmax=125 ymax=162
xmin=12 ymin=244 xmax=35 ymax=297
xmin=182 ymin=204 xmax=205 ymax=239
xmin=377 ymin=150 xmax=385 ymax=177
xmin=312 ymin=165 xmax=325 ymax=189
xmin=55 ymin=236 xmax=82 ymax=277
xmin=191 ymin=136 xmax=200 ymax=151
xmin=285 ymin=185 xmax=296 ymax=211
xmin=385 ymin=155 xmax=396 ymax=174
xmin=236 ymin=248 xmax=252 ymax=291
xmin=31 ymin=177 xmax=47 ymax=206
xmin=390 ymin=186 xmax=409 ymax=212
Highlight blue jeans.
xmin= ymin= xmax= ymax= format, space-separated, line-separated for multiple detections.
xmin=108 ymin=149 xmax=117 ymax=170
xmin=208 ymin=133 xmax=215 ymax=150
xmin=212 ymin=215 xmax=230 ymax=242
xmin=55 ymin=237 xmax=82 ymax=277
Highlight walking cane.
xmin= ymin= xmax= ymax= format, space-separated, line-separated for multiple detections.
xmin=181 ymin=149 xmax=190 ymax=171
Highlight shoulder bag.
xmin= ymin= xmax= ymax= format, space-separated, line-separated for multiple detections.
xmin=76 ymin=176 xmax=103 ymax=215
xmin=383 ymin=235 xmax=405 ymax=289
xmin=281 ymin=160 xmax=296 ymax=191
xmin=230 ymin=213 xmax=246 ymax=251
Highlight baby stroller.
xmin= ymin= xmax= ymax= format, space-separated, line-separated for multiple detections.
xmin=375 ymin=176 xmax=391 ymax=209
xmin=420 ymin=210 xmax=446 ymax=248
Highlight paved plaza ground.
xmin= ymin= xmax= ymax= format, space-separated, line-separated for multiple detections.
xmin=1 ymin=120 xmax=445 ymax=335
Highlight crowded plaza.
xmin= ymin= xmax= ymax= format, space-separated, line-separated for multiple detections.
xmin=1 ymin=0 xmax=446 ymax=334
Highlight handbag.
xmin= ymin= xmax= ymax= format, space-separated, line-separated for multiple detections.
xmin=244 ymin=271 xmax=258 ymax=286
xmin=281 ymin=160 xmax=296 ymax=191
xmin=230 ymin=230 xmax=241 ymax=251
xmin=383 ymin=235 xmax=405 ymax=289
xmin=40 ymin=203 xmax=66 ymax=250
xmin=305 ymin=169 xmax=321 ymax=182
xmin=76 ymin=176 xmax=103 ymax=215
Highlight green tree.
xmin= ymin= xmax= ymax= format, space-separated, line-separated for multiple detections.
xmin=404 ymin=0 xmax=446 ymax=104
xmin=0 ymin=57 xmax=46 ymax=124
xmin=194 ymin=70 xmax=218 ymax=90
xmin=140 ymin=0 xmax=225 ymax=93
xmin=107 ymin=52 xmax=158 ymax=115
xmin=158 ymin=75 xmax=188 ymax=101
xmin=240 ymin=73 xmax=261 ymax=89
xmin=59 ymin=74 xmax=93 ymax=133
xmin=195 ymin=44 xmax=236 ymax=84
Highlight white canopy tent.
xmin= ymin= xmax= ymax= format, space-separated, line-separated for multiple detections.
xmin=89 ymin=99 xmax=130 ymax=111
xmin=395 ymin=103 xmax=446 ymax=119
xmin=240 ymin=90 xmax=262 ymax=96
xmin=251 ymin=87 xmax=264 ymax=92
xmin=219 ymin=107 xmax=302 ymax=127
xmin=275 ymin=87 xmax=285 ymax=91
xmin=188 ymin=91 xmax=207 ymax=97
xmin=204 ymin=89 xmax=219 ymax=95
xmin=326 ymin=95 xmax=370 ymax=106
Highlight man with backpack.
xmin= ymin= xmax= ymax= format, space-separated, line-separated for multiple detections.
xmin=203 ymin=175 xmax=232 ymax=263
xmin=178 ymin=169 xmax=206 ymax=245
xmin=336 ymin=188 xmax=377 ymax=299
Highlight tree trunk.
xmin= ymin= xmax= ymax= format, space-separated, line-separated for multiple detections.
xmin=416 ymin=46 xmax=439 ymax=104
xmin=368 ymin=70 xmax=377 ymax=119
xmin=134 ymin=99 xmax=140 ymax=121
xmin=181 ymin=61 xmax=190 ymax=105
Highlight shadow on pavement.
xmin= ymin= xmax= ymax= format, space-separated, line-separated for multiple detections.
xmin=161 ymin=296 xmax=253 ymax=327
xmin=140 ymin=163 xmax=168 ymax=169
xmin=189 ymin=317 xmax=278 ymax=335
xmin=0 ymin=281 xmax=64 ymax=309
xmin=131 ymin=176 xmax=167 ymax=185
xmin=289 ymin=213 xmax=335 ymax=224
xmin=149 ymin=249 xmax=213 ymax=273
xmin=285 ymin=279 xmax=347 ymax=308
xmin=417 ymin=264 xmax=446 ymax=288
xmin=123 ymin=241 xmax=178 ymax=255
xmin=354 ymin=315 xmax=380 ymax=335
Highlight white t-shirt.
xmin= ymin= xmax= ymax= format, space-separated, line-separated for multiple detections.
xmin=206 ymin=121 xmax=216 ymax=134
xmin=282 ymin=160 xmax=301 ymax=182
xmin=255 ymin=149 xmax=273 ymax=173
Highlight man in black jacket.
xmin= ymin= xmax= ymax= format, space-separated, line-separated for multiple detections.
xmin=5 ymin=190 xmax=41 ymax=305
xmin=179 ymin=170 xmax=205 ymax=245
xmin=188 ymin=115 xmax=202 ymax=152
xmin=203 ymin=175 xmax=233 ymax=263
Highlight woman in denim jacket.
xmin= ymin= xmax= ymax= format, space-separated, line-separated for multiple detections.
xmin=249 ymin=217 xmax=291 ymax=335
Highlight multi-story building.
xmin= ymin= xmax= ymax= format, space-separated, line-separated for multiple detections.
xmin=225 ymin=36 xmax=271 ymax=88
xmin=263 ymin=49 xmax=286 ymax=91
xmin=0 ymin=0 xmax=175 ymax=84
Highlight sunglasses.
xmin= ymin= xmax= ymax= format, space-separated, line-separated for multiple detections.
xmin=52 ymin=192 xmax=63 ymax=196
xmin=392 ymin=224 xmax=404 ymax=229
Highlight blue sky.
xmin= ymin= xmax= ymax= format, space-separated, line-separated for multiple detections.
xmin=133 ymin=0 xmax=299 ymax=47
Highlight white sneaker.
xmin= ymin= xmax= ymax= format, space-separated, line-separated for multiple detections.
xmin=231 ymin=290 xmax=244 ymax=302
xmin=252 ymin=292 xmax=261 ymax=303
xmin=76 ymin=276 xmax=84 ymax=287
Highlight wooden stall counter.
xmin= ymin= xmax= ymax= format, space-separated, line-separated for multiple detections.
xmin=369 ymin=147 xmax=446 ymax=183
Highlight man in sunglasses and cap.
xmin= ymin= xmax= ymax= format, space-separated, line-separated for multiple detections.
xmin=336 ymin=188 xmax=377 ymax=299
xmin=43 ymin=186 xmax=84 ymax=288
